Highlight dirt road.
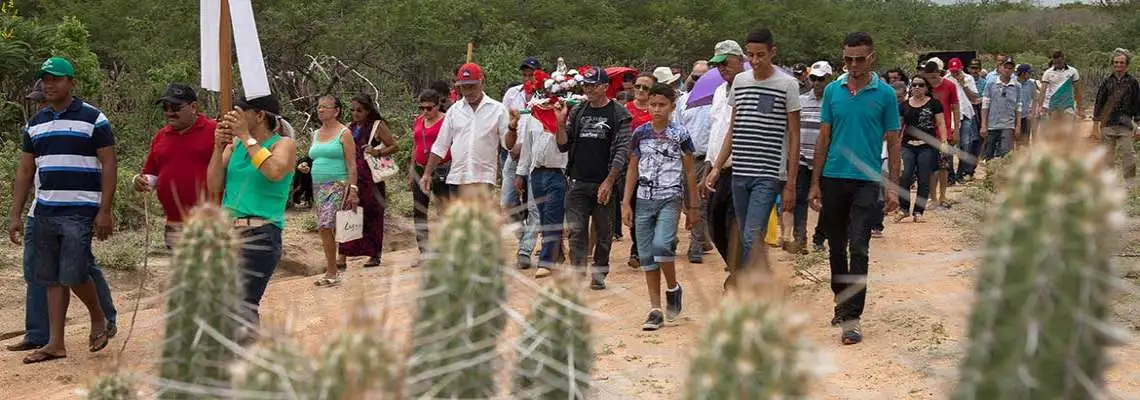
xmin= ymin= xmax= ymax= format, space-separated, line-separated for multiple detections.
xmin=2 ymin=180 xmax=1139 ymax=399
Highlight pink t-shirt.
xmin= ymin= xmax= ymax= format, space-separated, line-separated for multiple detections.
xmin=413 ymin=115 xmax=448 ymax=166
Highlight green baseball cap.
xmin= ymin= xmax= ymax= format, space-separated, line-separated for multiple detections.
xmin=38 ymin=57 xmax=75 ymax=78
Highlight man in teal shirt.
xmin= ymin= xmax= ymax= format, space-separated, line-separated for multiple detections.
xmin=808 ymin=32 xmax=901 ymax=346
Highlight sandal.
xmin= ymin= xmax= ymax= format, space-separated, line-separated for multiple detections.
xmin=363 ymin=256 xmax=381 ymax=267
xmin=336 ymin=263 xmax=347 ymax=272
xmin=23 ymin=350 xmax=66 ymax=364
xmin=89 ymin=330 xmax=110 ymax=353
xmin=314 ymin=274 xmax=343 ymax=287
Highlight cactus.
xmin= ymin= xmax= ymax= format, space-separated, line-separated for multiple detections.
xmin=683 ymin=296 xmax=821 ymax=400
xmin=952 ymin=145 xmax=1127 ymax=399
xmin=86 ymin=374 xmax=137 ymax=400
xmin=232 ymin=334 xmax=313 ymax=400
xmin=311 ymin=302 xmax=395 ymax=399
xmin=159 ymin=204 xmax=244 ymax=398
xmin=513 ymin=281 xmax=593 ymax=399
xmin=405 ymin=200 xmax=507 ymax=399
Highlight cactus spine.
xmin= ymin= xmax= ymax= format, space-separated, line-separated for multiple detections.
xmin=86 ymin=374 xmax=137 ymax=400
xmin=311 ymin=303 xmax=394 ymax=399
xmin=232 ymin=335 xmax=313 ymax=399
xmin=159 ymin=204 xmax=244 ymax=398
xmin=405 ymin=200 xmax=508 ymax=399
xmin=513 ymin=281 xmax=593 ymax=399
xmin=952 ymin=145 xmax=1126 ymax=399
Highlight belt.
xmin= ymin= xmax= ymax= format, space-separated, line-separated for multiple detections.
xmin=532 ymin=167 xmax=564 ymax=173
xmin=694 ymin=154 xmax=706 ymax=163
xmin=232 ymin=216 xmax=272 ymax=228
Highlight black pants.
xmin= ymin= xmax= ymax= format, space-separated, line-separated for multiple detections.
xmin=820 ymin=177 xmax=877 ymax=323
xmin=412 ymin=164 xmax=457 ymax=255
xmin=564 ymin=179 xmax=613 ymax=274
xmin=706 ymin=166 xmax=741 ymax=269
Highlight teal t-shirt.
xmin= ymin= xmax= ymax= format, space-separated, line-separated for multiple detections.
xmin=309 ymin=128 xmax=348 ymax=184
xmin=819 ymin=74 xmax=900 ymax=182
xmin=223 ymin=135 xmax=294 ymax=228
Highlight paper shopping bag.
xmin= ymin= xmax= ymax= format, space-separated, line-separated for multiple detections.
xmin=335 ymin=207 xmax=364 ymax=243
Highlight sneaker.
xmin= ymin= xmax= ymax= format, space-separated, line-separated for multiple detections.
xmin=688 ymin=253 xmax=704 ymax=264
xmin=840 ymin=319 xmax=863 ymax=345
xmin=517 ymin=255 xmax=533 ymax=270
xmin=913 ymin=213 xmax=925 ymax=223
xmin=589 ymin=273 xmax=606 ymax=290
xmin=534 ymin=267 xmax=553 ymax=278
xmin=665 ymin=284 xmax=683 ymax=321
xmin=363 ymin=256 xmax=381 ymax=268
xmin=642 ymin=309 xmax=665 ymax=331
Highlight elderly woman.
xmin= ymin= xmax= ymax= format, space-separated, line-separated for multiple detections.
xmin=309 ymin=95 xmax=358 ymax=286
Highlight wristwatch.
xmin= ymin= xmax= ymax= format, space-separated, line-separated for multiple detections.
xmin=245 ymin=137 xmax=258 ymax=147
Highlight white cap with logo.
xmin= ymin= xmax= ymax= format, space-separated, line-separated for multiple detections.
xmin=809 ymin=61 xmax=834 ymax=77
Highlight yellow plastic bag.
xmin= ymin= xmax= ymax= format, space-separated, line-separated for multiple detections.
xmin=764 ymin=208 xmax=780 ymax=246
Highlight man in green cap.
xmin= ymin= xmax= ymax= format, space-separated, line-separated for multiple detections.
xmin=7 ymin=57 xmax=118 ymax=363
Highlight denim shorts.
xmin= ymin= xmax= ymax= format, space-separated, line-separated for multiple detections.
xmin=635 ymin=197 xmax=682 ymax=272
xmin=33 ymin=214 xmax=95 ymax=286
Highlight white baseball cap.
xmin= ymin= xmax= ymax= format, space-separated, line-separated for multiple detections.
xmin=653 ymin=66 xmax=681 ymax=85
xmin=809 ymin=61 xmax=833 ymax=77
xmin=926 ymin=57 xmax=945 ymax=71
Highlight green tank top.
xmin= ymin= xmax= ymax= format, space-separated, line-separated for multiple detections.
xmin=223 ymin=134 xmax=293 ymax=228
xmin=309 ymin=127 xmax=349 ymax=184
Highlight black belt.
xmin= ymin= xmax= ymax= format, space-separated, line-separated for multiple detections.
xmin=533 ymin=167 xmax=564 ymax=173
xmin=695 ymin=154 xmax=706 ymax=163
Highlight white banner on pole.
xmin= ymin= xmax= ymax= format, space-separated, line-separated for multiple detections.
xmin=229 ymin=0 xmax=271 ymax=99
xmin=200 ymin=0 xmax=221 ymax=91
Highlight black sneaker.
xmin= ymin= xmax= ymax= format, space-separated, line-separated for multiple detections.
xmin=589 ymin=273 xmax=606 ymax=290
xmin=665 ymin=284 xmax=683 ymax=321
xmin=813 ymin=242 xmax=827 ymax=253
xmin=642 ymin=309 xmax=664 ymax=331
xmin=517 ymin=255 xmax=533 ymax=270
xmin=688 ymin=253 xmax=704 ymax=264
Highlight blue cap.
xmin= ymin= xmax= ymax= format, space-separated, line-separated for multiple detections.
xmin=1016 ymin=64 xmax=1031 ymax=74
xmin=520 ymin=57 xmax=541 ymax=71
xmin=581 ymin=66 xmax=609 ymax=84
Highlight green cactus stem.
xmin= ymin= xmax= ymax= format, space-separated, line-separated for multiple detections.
xmin=952 ymin=146 xmax=1127 ymax=400
xmin=158 ymin=204 xmax=244 ymax=398
xmin=86 ymin=374 xmax=137 ymax=400
xmin=405 ymin=200 xmax=508 ymax=399
xmin=513 ymin=281 xmax=593 ymax=399
xmin=232 ymin=334 xmax=313 ymax=400
xmin=311 ymin=303 xmax=394 ymax=399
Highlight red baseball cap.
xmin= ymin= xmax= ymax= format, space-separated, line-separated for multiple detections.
xmin=456 ymin=63 xmax=484 ymax=85
xmin=947 ymin=58 xmax=964 ymax=72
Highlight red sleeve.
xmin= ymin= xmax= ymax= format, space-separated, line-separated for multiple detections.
xmin=948 ymin=82 xmax=959 ymax=107
xmin=141 ymin=132 xmax=161 ymax=175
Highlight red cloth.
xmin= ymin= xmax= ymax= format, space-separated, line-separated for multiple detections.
xmin=530 ymin=106 xmax=561 ymax=134
xmin=141 ymin=114 xmax=217 ymax=223
xmin=340 ymin=120 xmax=386 ymax=258
xmin=931 ymin=78 xmax=959 ymax=141
xmin=626 ymin=101 xmax=652 ymax=130
xmin=413 ymin=115 xmax=448 ymax=165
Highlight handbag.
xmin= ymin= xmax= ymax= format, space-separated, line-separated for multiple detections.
xmin=363 ymin=121 xmax=399 ymax=182
xmin=335 ymin=207 xmax=364 ymax=243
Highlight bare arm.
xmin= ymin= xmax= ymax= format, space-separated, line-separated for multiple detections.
xmin=623 ymin=153 xmax=639 ymax=205
xmin=373 ymin=121 xmax=399 ymax=157
xmin=811 ymin=124 xmax=831 ymax=189
xmin=248 ymin=138 xmax=298 ymax=182
xmin=681 ymin=153 xmax=698 ymax=208
xmin=885 ymin=130 xmax=901 ymax=189
xmin=785 ymin=110 xmax=801 ymax=189
xmin=339 ymin=129 xmax=358 ymax=185
xmin=96 ymin=146 xmax=117 ymax=214
xmin=206 ymin=144 xmax=234 ymax=201
xmin=935 ymin=112 xmax=949 ymax=145
xmin=9 ymin=153 xmax=35 ymax=217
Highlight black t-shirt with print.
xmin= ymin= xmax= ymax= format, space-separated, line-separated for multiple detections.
xmin=899 ymin=98 xmax=944 ymax=142
xmin=566 ymin=102 xmax=622 ymax=183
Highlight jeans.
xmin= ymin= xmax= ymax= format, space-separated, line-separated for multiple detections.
xmin=412 ymin=164 xmax=458 ymax=255
xmin=22 ymin=216 xmax=117 ymax=346
xmin=793 ymin=165 xmax=828 ymax=245
xmin=529 ymin=169 xmax=566 ymax=268
xmin=634 ymin=197 xmax=682 ymax=272
xmin=956 ymin=117 xmax=981 ymax=178
xmin=503 ymin=157 xmax=538 ymax=258
xmin=731 ymin=175 xmax=782 ymax=266
xmin=820 ymin=177 xmax=878 ymax=323
xmin=982 ymin=129 xmax=1014 ymax=160
xmin=237 ymin=224 xmax=283 ymax=326
xmin=900 ymin=144 xmax=937 ymax=215
xmin=683 ymin=159 xmax=711 ymax=255
xmin=564 ymin=179 xmax=613 ymax=275
xmin=706 ymin=166 xmax=741 ymax=268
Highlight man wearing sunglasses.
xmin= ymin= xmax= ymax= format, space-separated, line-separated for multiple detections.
xmin=134 ymin=84 xmax=218 ymax=249
xmin=980 ymin=56 xmax=1022 ymax=160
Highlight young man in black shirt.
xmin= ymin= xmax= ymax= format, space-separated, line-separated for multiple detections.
xmin=557 ymin=66 xmax=632 ymax=290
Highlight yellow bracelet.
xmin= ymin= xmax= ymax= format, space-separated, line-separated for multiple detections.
xmin=251 ymin=147 xmax=272 ymax=169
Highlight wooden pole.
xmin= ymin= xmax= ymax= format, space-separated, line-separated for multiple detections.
xmin=466 ymin=42 xmax=474 ymax=63
xmin=219 ymin=0 xmax=233 ymax=114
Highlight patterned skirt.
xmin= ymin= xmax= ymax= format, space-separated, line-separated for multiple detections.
xmin=315 ymin=181 xmax=346 ymax=229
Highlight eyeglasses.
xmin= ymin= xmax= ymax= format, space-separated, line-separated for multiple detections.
xmin=910 ymin=82 xmax=927 ymax=88
xmin=634 ymin=84 xmax=651 ymax=91
xmin=843 ymin=52 xmax=874 ymax=64
xmin=317 ymin=104 xmax=337 ymax=110
xmin=419 ymin=105 xmax=436 ymax=111
xmin=162 ymin=102 xmax=187 ymax=112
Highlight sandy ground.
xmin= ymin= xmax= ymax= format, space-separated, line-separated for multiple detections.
xmin=1 ymin=175 xmax=1139 ymax=399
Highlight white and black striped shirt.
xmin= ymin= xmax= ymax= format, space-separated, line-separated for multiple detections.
xmin=729 ymin=71 xmax=801 ymax=180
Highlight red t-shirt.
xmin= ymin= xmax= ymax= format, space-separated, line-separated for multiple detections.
xmin=626 ymin=102 xmax=652 ymax=131
xmin=413 ymin=115 xmax=449 ymax=166
xmin=141 ymin=114 xmax=217 ymax=223
xmin=931 ymin=78 xmax=959 ymax=141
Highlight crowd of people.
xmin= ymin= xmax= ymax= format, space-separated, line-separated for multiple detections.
xmin=5 ymin=26 xmax=1139 ymax=364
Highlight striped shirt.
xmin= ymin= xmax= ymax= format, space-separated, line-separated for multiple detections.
xmin=728 ymin=71 xmax=801 ymax=180
xmin=798 ymin=91 xmax=822 ymax=167
xmin=21 ymin=97 xmax=115 ymax=217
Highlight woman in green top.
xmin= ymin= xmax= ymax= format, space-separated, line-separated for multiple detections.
xmin=309 ymin=95 xmax=358 ymax=287
xmin=207 ymin=94 xmax=297 ymax=329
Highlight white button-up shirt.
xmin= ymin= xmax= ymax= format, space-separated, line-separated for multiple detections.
xmin=431 ymin=93 xmax=511 ymax=185
xmin=673 ymin=92 xmax=713 ymax=157
xmin=706 ymin=82 xmax=733 ymax=169
xmin=502 ymin=84 xmax=527 ymax=112
xmin=515 ymin=111 xmax=567 ymax=176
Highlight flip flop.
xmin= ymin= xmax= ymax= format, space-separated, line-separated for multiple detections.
xmin=89 ymin=330 xmax=110 ymax=353
xmin=23 ymin=350 xmax=66 ymax=364
xmin=5 ymin=341 xmax=45 ymax=352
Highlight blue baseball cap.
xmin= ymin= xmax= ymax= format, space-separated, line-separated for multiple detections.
xmin=581 ymin=66 xmax=609 ymax=84
xmin=520 ymin=57 xmax=541 ymax=71
xmin=1016 ymin=64 xmax=1032 ymax=74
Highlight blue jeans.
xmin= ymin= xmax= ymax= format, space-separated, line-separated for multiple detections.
xmin=502 ymin=158 xmax=538 ymax=258
xmin=22 ymin=216 xmax=117 ymax=346
xmin=238 ymin=224 xmax=283 ymax=326
xmin=900 ymin=144 xmax=938 ymax=215
xmin=529 ymin=169 xmax=566 ymax=268
xmin=982 ymin=128 xmax=1014 ymax=160
xmin=956 ymin=117 xmax=981 ymax=177
xmin=635 ymin=197 xmax=682 ymax=271
xmin=731 ymin=175 xmax=782 ymax=265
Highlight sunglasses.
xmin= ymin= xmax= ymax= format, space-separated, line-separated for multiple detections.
xmin=809 ymin=75 xmax=827 ymax=82
xmin=419 ymin=105 xmax=436 ymax=111
xmin=911 ymin=82 xmax=927 ymax=88
xmin=162 ymin=102 xmax=187 ymax=112
xmin=634 ymin=84 xmax=652 ymax=91
xmin=843 ymin=52 xmax=874 ymax=64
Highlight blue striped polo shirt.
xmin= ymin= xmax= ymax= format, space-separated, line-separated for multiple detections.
xmin=21 ymin=97 xmax=115 ymax=217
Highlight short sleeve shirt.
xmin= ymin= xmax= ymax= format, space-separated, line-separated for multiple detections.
xmin=728 ymin=70 xmax=802 ymax=180
xmin=630 ymin=121 xmax=695 ymax=200
xmin=1042 ymin=66 xmax=1080 ymax=110
xmin=819 ymin=74 xmax=900 ymax=182
xmin=22 ymin=97 xmax=115 ymax=217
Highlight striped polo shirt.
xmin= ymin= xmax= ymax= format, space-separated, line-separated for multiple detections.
xmin=21 ymin=97 xmax=115 ymax=217
xmin=798 ymin=91 xmax=822 ymax=167
xmin=728 ymin=70 xmax=802 ymax=180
